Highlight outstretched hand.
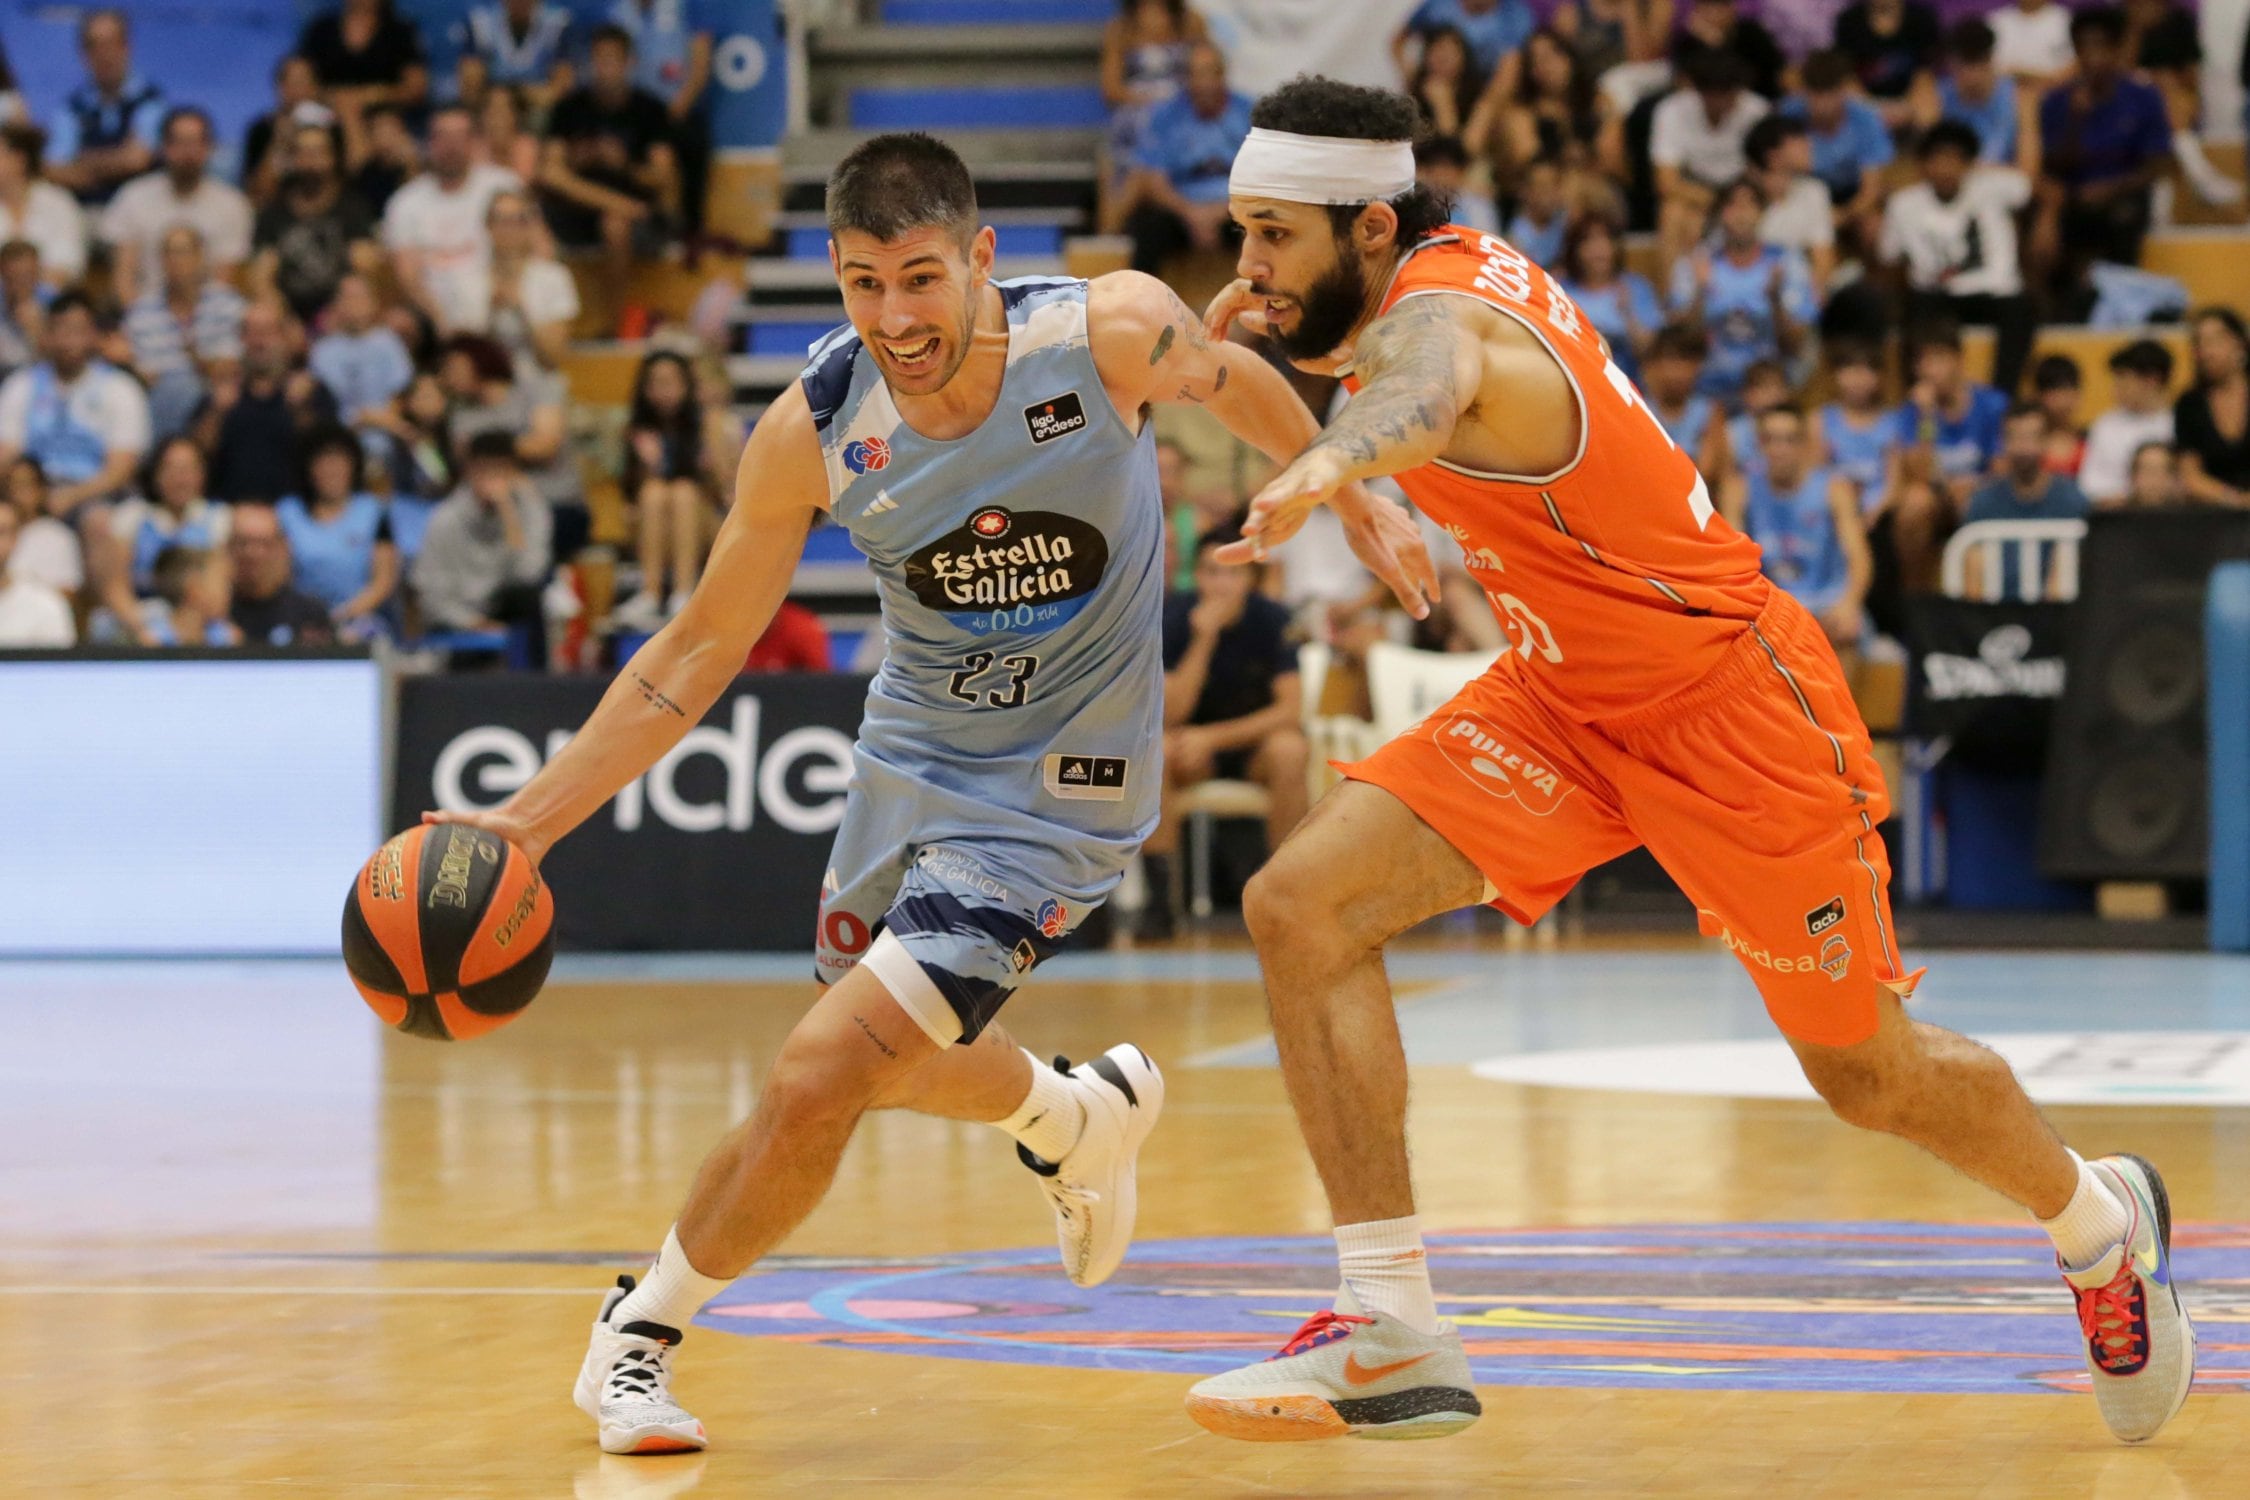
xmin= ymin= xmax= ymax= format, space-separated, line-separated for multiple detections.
xmin=421 ymin=805 xmax=549 ymax=866
xmin=1211 ymin=465 xmax=1437 ymax=620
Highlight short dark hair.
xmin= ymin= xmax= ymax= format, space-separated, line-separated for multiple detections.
xmin=1742 ymin=358 xmax=1789 ymax=391
xmin=46 ymin=289 xmax=96 ymax=323
xmin=826 ymin=132 xmax=978 ymax=244
xmin=589 ymin=21 xmax=634 ymax=53
xmin=1649 ymin=321 xmax=1708 ymax=362
xmin=1946 ymin=17 xmax=1995 ymax=64
xmin=161 ymin=106 xmax=212 ymax=144
xmin=0 ymin=123 xmax=44 ymax=175
xmin=0 ymin=238 xmax=35 ymax=265
xmin=2004 ymin=399 xmax=2047 ymax=425
xmin=2071 ymin=5 xmax=2127 ymax=48
xmin=1910 ymin=317 xmax=1964 ymax=356
xmin=428 ymin=102 xmax=476 ymax=131
xmin=465 ymin=430 xmax=520 ymax=467
xmin=152 ymin=544 xmax=208 ymax=607
xmin=1251 ymin=76 xmax=1454 ymax=245
xmin=1918 ymin=119 xmax=1981 ymax=162
xmin=1683 ymin=50 xmax=1749 ymax=94
xmin=1801 ymin=49 xmax=1853 ymax=93
xmin=1827 ymin=338 xmax=1882 ymax=372
xmin=2109 ymin=339 xmax=2175 ymax=382
xmin=297 ymin=423 xmax=364 ymax=494
xmin=1756 ymin=401 xmax=1805 ymax=428
xmin=1414 ymin=134 xmax=1470 ymax=172
xmin=2032 ymin=352 xmax=2082 ymax=391
xmin=1743 ymin=114 xmax=1805 ymax=171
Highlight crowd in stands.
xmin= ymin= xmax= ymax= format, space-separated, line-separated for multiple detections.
xmin=0 ymin=1 xmax=760 ymax=663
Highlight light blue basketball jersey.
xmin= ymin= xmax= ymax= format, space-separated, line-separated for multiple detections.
xmin=1821 ymin=403 xmax=1890 ymax=515
xmin=798 ymin=278 xmax=1165 ymax=1034
xmin=1744 ymin=465 xmax=1849 ymax=613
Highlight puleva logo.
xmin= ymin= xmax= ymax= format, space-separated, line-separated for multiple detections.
xmin=843 ymin=436 xmax=892 ymax=475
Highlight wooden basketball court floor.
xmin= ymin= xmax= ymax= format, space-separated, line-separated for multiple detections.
xmin=7 ymin=936 xmax=2250 ymax=1498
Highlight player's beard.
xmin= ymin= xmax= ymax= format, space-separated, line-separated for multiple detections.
xmin=1267 ymin=239 xmax=1371 ymax=363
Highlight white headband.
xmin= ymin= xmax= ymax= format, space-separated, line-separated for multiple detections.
xmin=1228 ymin=127 xmax=1416 ymax=206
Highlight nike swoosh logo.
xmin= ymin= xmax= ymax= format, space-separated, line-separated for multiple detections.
xmin=1343 ymin=1352 xmax=1431 ymax=1386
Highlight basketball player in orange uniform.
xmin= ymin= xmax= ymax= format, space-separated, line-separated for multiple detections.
xmin=1179 ymin=77 xmax=2194 ymax=1446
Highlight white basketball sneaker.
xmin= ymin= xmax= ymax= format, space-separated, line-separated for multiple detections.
xmin=1186 ymin=1285 xmax=1482 ymax=1442
xmin=2063 ymin=1154 xmax=2196 ymax=1443
xmin=1019 ymin=1044 xmax=1164 ymax=1287
xmin=572 ymin=1276 xmax=708 ymax=1456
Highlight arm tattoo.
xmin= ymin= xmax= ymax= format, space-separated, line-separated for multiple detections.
xmin=852 ymin=1013 xmax=898 ymax=1059
xmin=1305 ymin=300 xmax=1464 ymax=473
xmin=630 ymin=672 xmax=687 ymax=718
xmin=1213 ymin=364 xmax=1228 ymax=392
xmin=1147 ymin=324 xmax=1176 ymax=365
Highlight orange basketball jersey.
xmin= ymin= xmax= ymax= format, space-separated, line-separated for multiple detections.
xmin=1347 ymin=228 xmax=1773 ymax=720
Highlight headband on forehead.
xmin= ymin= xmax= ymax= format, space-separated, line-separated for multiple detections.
xmin=1228 ymin=127 xmax=1416 ymax=207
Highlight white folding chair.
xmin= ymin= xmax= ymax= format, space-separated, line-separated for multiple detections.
xmin=1364 ymin=641 xmax=1499 ymax=742
xmin=1940 ymin=518 xmax=2089 ymax=603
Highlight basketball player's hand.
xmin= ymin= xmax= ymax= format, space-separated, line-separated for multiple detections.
xmin=1202 ymin=278 xmax=1272 ymax=342
xmin=421 ymin=806 xmax=549 ymax=867
xmin=1332 ymin=486 xmax=1439 ymax=621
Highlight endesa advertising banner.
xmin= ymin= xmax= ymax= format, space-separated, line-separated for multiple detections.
xmin=391 ymin=674 xmax=868 ymax=951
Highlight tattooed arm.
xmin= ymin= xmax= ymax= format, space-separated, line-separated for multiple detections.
xmin=1088 ymin=271 xmax=1439 ymax=615
xmin=420 ymin=385 xmax=828 ymax=861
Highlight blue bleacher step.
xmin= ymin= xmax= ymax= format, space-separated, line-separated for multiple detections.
xmin=885 ymin=0 xmax=1112 ymax=23
xmin=783 ymin=224 xmax=1063 ymax=259
xmin=848 ymin=85 xmax=1107 ymax=131
xmin=748 ymin=318 xmax=841 ymax=355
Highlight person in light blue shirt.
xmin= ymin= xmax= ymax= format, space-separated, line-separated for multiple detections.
xmin=1818 ymin=340 xmax=1893 ymax=516
xmin=1124 ymin=43 xmax=1251 ymax=274
xmin=1667 ymin=178 xmax=1816 ymax=407
xmin=1962 ymin=401 xmax=2089 ymax=599
xmin=45 ymin=10 xmax=164 ymax=207
xmin=1642 ymin=321 xmax=1721 ymax=475
xmin=1938 ymin=18 xmax=2022 ymax=168
xmin=1395 ymin=0 xmax=1535 ymax=81
xmin=1558 ymin=214 xmax=1661 ymax=384
xmin=1504 ymin=155 xmax=1568 ymax=269
xmin=1780 ymin=49 xmax=1894 ymax=207
xmin=309 ymin=274 xmax=416 ymax=431
xmin=454 ymin=0 xmax=576 ymax=99
xmin=275 ymin=423 xmax=397 ymax=636
xmin=1721 ymin=359 xmax=1791 ymax=486
xmin=1722 ymin=403 xmax=1871 ymax=645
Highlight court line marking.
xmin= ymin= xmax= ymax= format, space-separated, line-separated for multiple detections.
xmin=0 ymin=1284 xmax=601 ymax=1295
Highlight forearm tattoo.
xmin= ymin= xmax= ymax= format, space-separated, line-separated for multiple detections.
xmin=1306 ymin=300 xmax=1463 ymax=472
xmin=631 ymin=672 xmax=687 ymax=718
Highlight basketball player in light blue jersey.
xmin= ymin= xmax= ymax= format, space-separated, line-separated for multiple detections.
xmin=1720 ymin=404 xmax=1871 ymax=646
xmin=427 ymin=131 xmax=1438 ymax=1455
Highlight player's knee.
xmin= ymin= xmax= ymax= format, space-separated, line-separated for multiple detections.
xmin=1798 ymin=1048 xmax=1909 ymax=1134
xmin=1243 ymin=845 xmax=1346 ymax=952
xmin=1262 ymin=727 xmax=1309 ymax=779
xmin=763 ymin=1039 xmax=884 ymax=1130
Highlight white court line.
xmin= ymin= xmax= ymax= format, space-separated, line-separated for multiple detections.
xmin=0 ymin=1284 xmax=602 ymax=1296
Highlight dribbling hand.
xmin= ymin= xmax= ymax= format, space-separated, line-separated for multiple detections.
xmin=421 ymin=805 xmax=549 ymax=866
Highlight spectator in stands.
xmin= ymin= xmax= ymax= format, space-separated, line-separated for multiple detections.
xmin=607 ymin=0 xmax=716 ymax=132
xmin=0 ymin=293 xmax=149 ymax=522
xmin=1412 ymin=135 xmax=1498 ymax=235
xmin=253 ymin=121 xmax=381 ymax=327
xmin=445 ymin=189 xmax=577 ymax=370
xmin=243 ymin=56 xmax=339 ymax=206
xmin=1408 ymin=27 xmax=1499 ymax=160
xmin=202 ymin=299 xmax=339 ymax=504
xmin=1506 ymin=155 xmax=1569 ymax=268
xmin=371 ymin=367 xmax=454 ymax=506
xmin=1962 ymin=401 xmax=2089 ymax=598
xmin=692 ymin=350 xmax=745 ymax=484
xmin=1548 ymin=0 xmax=1668 ymax=84
xmin=412 ymin=428 xmax=552 ymax=644
xmin=2030 ymin=6 xmax=2171 ymax=312
xmin=1882 ymin=320 xmax=2008 ymax=589
xmin=123 ymin=225 xmax=247 ymax=442
xmin=1559 ymin=213 xmax=1659 ymax=383
xmin=455 ymin=0 xmax=576 ymax=113
xmin=1671 ymin=0 xmax=1785 ymax=101
xmin=1744 ymin=115 xmax=1835 ymax=295
xmin=144 ymin=543 xmax=237 ymax=646
xmin=2125 ymin=440 xmax=2183 ymax=507
xmin=298 ymin=0 xmax=431 ymax=161
xmin=1879 ymin=120 xmax=2035 ymax=399
xmin=1932 ymin=19 xmax=2031 ymax=173
xmin=0 ymin=127 xmax=87 ymax=294
xmin=46 ymin=10 xmax=163 ymax=208
xmin=2134 ymin=0 xmax=2244 ymax=207
xmin=353 ymin=103 xmax=421 ymax=215
xmin=2176 ymin=307 xmax=2250 ymax=507
xmin=1395 ymin=0 xmax=1534 ymax=90
xmin=1496 ymin=29 xmax=1604 ymax=188
xmin=0 ymin=500 xmax=72 ymax=646
xmin=1720 ymin=358 xmax=1792 ymax=487
xmin=478 ymin=86 xmax=541 ymax=185
xmin=1835 ymin=0 xmax=1942 ymax=130
xmin=384 ymin=104 xmax=522 ymax=335
xmin=540 ymin=24 xmax=679 ymax=284
xmin=103 ymin=108 xmax=255 ymax=307
xmin=1668 ymin=178 xmax=1814 ymax=408
xmin=310 ymin=273 xmax=413 ymax=436
xmin=1649 ymin=52 xmax=1768 ymax=275
xmin=1819 ymin=340 xmax=1891 ymax=516
xmin=226 ymin=500 xmax=337 ymax=645
xmin=2 ymin=458 xmax=82 ymax=599
xmin=277 ymin=422 xmax=396 ymax=636
xmin=1721 ymin=404 xmax=1869 ymax=645
xmin=1643 ymin=321 xmax=1724 ymax=477
xmin=98 ymin=434 xmax=228 ymax=643
xmin=614 ymin=348 xmax=713 ymax=629
xmin=440 ymin=333 xmax=585 ymax=561
xmin=2031 ymin=352 xmax=2084 ymax=475
xmin=1992 ymin=0 xmax=2074 ymax=84
xmin=0 ymin=242 xmax=40 ymax=380
xmin=1122 ymin=42 xmax=1250 ymax=276
xmin=1149 ymin=525 xmax=1308 ymax=937
xmin=2079 ymin=339 xmax=2176 ymax=505
xmin=1781 ymin=51 xmax=1892 ymax=249
xmin=1099 ymin=0 xmax=1209 ymax=230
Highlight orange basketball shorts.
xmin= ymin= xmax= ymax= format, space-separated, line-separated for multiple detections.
xmin=1343 ymin=591 xmax=1915 ymax=1047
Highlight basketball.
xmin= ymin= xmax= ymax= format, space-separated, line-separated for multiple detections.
xmin=342 ymin=824 xmax=554 ymax=1041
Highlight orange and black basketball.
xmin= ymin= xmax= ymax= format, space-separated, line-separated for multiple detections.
xmin=342 ymin=823 xmax=554 ymax=1041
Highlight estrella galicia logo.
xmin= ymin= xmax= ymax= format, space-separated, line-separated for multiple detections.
xmin=843 ymin=435 xmax=892 ymax=475
xmin=1024 ymin=392 xmax=1088 ymax=445
xmin=1805 ymin=897 xmax=1845 ymax=938
xmin=903 ymin=506 xmax=1110 ymax=636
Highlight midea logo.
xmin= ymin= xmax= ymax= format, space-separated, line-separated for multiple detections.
xmin=432 ymin=698 xmax=852 ymax=835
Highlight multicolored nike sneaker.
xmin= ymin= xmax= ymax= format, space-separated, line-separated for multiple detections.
xmin=2063 ymin=1153 xmax=2196 ymax=1443
xmin=1184 ymin=1286 xmax=1481 ymax=1442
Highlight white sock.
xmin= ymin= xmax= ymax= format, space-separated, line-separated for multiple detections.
xmin=1336 ymin=1215 xmax=1441 ymax=1336
xmin=993 ymin=1049 xmax=1085 ymax=1164
xmin=612 ymin=1227 xmax=733 ymax=1333
xmin=2039 ymin=1152 xmax=2133 ymax=1271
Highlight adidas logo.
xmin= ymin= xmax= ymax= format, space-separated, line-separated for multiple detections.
xmin=1059 ymin=758 xmax=1090 ymax=782
xmin=862 ymin=489 xmax=897 ymax=516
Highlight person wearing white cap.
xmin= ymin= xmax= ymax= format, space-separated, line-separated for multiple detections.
xmin=1182 ymin=74 xmax=2195 ymax=1450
